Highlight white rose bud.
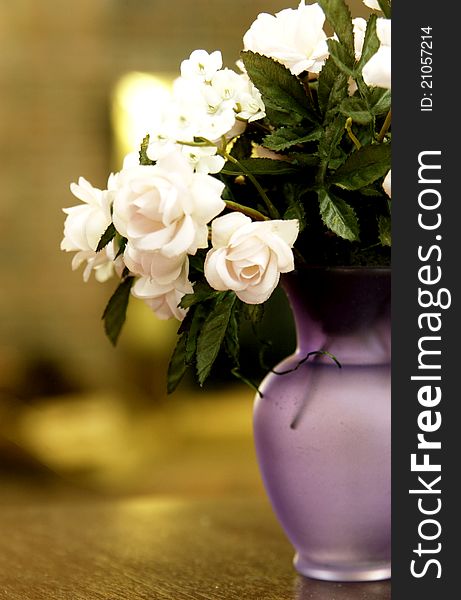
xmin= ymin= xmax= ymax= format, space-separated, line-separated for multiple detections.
xmin=363 ymin=0 xmax=382 ymax=11
xmin=204 ymin=213 xmax=299 ymax=304
xmin=112 ymin=149 xmax=225 ymax=259
xmin=382 ymin=170 xmax=391 ymax=198
xmin=243 ymin=1 xmax=329 ymax=76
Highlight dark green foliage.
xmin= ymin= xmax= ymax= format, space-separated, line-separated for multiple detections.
xmin=102 ymin=276 xmax=134 ymax=345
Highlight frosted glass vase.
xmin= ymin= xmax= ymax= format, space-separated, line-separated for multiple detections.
xmin=254 ymin=267 xmax=391 ymax=582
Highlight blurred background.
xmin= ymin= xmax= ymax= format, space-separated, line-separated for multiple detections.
xmin=0 ymin=0 xmax=365 ymax=506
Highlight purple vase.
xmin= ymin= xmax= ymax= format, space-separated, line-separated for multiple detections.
xmin=254 ymin=267 xmax=391 ymax=582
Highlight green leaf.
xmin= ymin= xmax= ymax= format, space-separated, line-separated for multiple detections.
xmin=139 ymin=134 xmax=155 ymax=166
xmin=179 ymin=281 xmax=220 ymax=309
xmin=167 ymin=333 xmax=188 ymax=394
xmin=185 ymin=304 xmax=209 ymax=365
xmin=356 ymin=14 xmax=379 ymax=72
xmin=318 ymin=189 xmax=360 ymax=241
xmin=221 ymin=157 xmax=299 ymax=176
xmin=326 ymin=38 xmax=355 ymax=78
xmin=96 ymin=223 xmax=116 ymax=252
xmin=360 ymin=185 xmax=385 ymax=197
xmin=317 ymin=56 xmax=348 ymax=117
xmin=318 ymin=115 xmax=346 ymax=163
xmin=330 ymin=143 xmax=391 ymax=190
xmin=263 ymin=127 xmax=322 ymax=151
xmin=377 ymin=0 xmax=392 ymax=19
xmin=114 ymin=235 xmax=127 ymax=259
xmin=224 ymin=306 xmax=240 ymax=368
xmin=102 ymin=276 xmax=134 ymax=345
xmin=283 ymin=183 xmax=307 ymax=232
xmin=289 ymin=153 xmax=320 ymax=168
xmin=339 ymin=97 xmax=372 ymax=125
xmin=369 ymin=88 xmax=391 ymax=117
xmin=188 ymin=252 xmax=206 ymax=274
xmin=378 ymin=215 xmax=392 ymax=247
xmin=318 ymin=0 xmax=354 ymax=53
xmin=241 ymin=51 xmax=315 ymax=125
xmin=196 ymin=292 xmax=237 ymax=386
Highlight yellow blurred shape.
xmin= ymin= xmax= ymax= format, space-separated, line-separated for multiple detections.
xmin=112 ymin=71 xmax=174 ymax=162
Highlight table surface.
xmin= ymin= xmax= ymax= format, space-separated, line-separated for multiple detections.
xmin=0 ymin=495 xmax=391 ymax=600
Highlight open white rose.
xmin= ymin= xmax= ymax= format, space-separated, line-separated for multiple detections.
xmin=362 ymin=18 xmax=391 ymax=89
xmin=131 ymin=262 xmax=193 ymax=321
xmin=62 ymin=177 xmax=112 ymax=252
xmin=243 ymin=1 xmax=329 ymax=76
xmin=112 ymin=149 xmax=225 ymax=259
xmin=61 ymin=176 xmax=122 ymax=281
xmin=204 ymin=213 xmax=299 ymax=304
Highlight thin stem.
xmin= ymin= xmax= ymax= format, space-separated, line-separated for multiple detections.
xmin=301 ymin=75 xmax=316 ymax=112
xmin=222 ymin=151 xmax=280 ymax=219
xmin=377 ymin=109 xmax=392 ymax=143
xmin=176 ymin=139 xmax=213 ymax=148
xmin=225 ymin=200 xmax=269 ymax=221
xmin=345 ymin=117 xmax=362 ymax=150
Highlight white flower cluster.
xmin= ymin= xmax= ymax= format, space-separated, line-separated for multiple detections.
xmin=145 ymin=49 xmax=265 ymax=175
xmin=61 ymin=0 xmax=390 ymax=322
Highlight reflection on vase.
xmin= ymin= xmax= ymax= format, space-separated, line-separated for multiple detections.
xmin=254 ymin=267 xmax=391 ymax=582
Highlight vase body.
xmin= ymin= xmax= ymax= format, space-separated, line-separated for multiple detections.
xmin=253 ymin=267 xmax=391 ymax=582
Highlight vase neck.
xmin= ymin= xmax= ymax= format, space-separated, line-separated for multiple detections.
xmin=282 ymin=268 xmax=391 ymax=365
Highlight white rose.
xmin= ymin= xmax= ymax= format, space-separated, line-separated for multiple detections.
xmin=382 ymin=170 xmax=391 ymax=198
xmin=124 ymin=243 xmax=187 ymax=283
xmin=243 ymin=1 xmax=329 ymax=76
xmin=362 ymin=18 xmax=391 ymax=89
xmin=112 ymin=149 xmax=225 ymax=258
xmin=131 ymin=262 xmax=193 ymax=321
xmin=204 ymin=213 xmax=299 ymax=304
xmin=61 ymin=176 xmax=122 ymax=281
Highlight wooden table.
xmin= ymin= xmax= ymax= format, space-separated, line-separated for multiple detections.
xmin=0 ymin=495 xmax=391 ymax=600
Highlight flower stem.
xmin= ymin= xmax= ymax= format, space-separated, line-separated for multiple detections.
xmin=345 ymin=117 xmax=361 ymax=150
xmin=225 ymin=200 xmax=269 ymax=221
xmin=222 ymin=151 xmax=280 ymax=219
xmin=377 ymin=109 xmax=392 ymax=143
xmin=300 ymin=74 xmax=317 ymax=113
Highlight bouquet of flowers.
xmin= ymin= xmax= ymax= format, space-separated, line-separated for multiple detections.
xmin=61 ymin=0 xmax=391 ymax=392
